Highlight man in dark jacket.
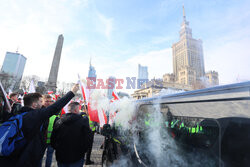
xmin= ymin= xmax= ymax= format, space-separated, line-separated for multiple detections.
xmin=0 ymin=84 xmax=79 ymax=167
xmin=51 ymin=102 xmax=91 ymax=167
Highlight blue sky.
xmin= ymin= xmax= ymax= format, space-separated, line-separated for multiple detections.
xmin=0 ymin=0 xmax=250 ymax=93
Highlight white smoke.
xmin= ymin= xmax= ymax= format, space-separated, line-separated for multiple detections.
xmin=113 ymin=97 xmax=136 ymax=130
xmin=145 ymin=104 xmax=186 ymax=167
xmin=89 ymin=89 xmax=216 ymax=166
xmin=156 ymin=88 xmax=184 ymax=97
xmin=89 ymin=89 xmax=136 ymax=129
xmin=90 ymin=89 xmax=110 ymax=112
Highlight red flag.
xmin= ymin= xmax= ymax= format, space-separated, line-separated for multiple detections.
xmin=87 ymin=97 xmax=107 ymax=127
xmin=112 ymin=89 xmax=120 ymax=100
xmin=60 ymin=108 xmax=65 ymax=117
xmin=87 ymin=101 xmax=99 ymax=122
xmin=55 ymin=94 xmax=60 ymax=101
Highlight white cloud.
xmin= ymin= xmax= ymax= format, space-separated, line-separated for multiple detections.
xmin=126 ymin=48 xmax=172 ymax=79
xmin=97 ymin=13 xmax=114 ymax=39
xmin=205 ymin=38 xmax=250 ymax=85
xmin=84 ymin=48 xmax=172 ymax=94
xmin=0 ymin=0 xmax=88 ymax=81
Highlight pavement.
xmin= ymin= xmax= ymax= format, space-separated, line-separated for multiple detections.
xmin=41 ymin=134 xmax=104 ymax=167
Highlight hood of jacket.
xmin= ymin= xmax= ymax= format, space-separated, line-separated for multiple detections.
xmin=60 ymin=113 xmax=82 ymax=125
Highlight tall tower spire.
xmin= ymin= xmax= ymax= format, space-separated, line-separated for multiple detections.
xmin=89 ymin=57 xmax=92 ymax=67
xmin=183 ymin=5 xmax=186 ymax=22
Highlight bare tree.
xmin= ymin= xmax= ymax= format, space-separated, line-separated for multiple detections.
xmin=20 ymin=75 xmax=40 ymax=91
xmin=0 ymin=72 xmax=15 ymax=91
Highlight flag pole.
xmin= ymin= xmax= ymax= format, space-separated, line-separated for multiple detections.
xmin=83 ymin=100 xmax=89 ymax=116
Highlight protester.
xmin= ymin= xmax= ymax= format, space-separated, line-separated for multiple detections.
xmin=39 ymin=94 xmax=57 ymax=167
xmin=0 ymin=84 xmax=79 ymax=167
xmin=9 ymin=93 xmax=18 ymax=106
xmin=51 ymin=102 xmax=91 ymax=167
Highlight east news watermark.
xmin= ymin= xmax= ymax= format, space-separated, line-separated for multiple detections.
xmin=86 ymin=77 xmax=149 ymax=89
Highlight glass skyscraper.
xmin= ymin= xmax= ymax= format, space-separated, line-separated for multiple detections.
xmin=138 ymin=64 xmax=148 ymax=88
xmin=1 ymin=52 xmax=27 ymax=89
xmin=107 ymin=76 xmax=116 ymax=99
xmin=87 ymin=60 xmax=97 ymax=89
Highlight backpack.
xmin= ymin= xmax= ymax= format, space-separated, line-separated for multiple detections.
xmin=0 ymin=112 xmax=27 ymax=156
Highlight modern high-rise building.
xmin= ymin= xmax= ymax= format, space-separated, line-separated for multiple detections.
xmin=1 ymin=51 xmax=27 ymax=89
xmin=107 ymin=76 xmax=116 ymax=99
xmin=1 ymin=52 xmax=27 ymax=79
xmin=138 ymin=64 xmax=148 ymax=87
xmin=138 ymin=64 xmax=148 ymax=80
xmin=87 ymin=59 xmax=97 ymax=89
xmin=172 ymin=6 xmax=205 ymax=85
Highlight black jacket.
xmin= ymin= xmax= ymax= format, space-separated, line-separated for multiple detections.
xmin=51 ymin=113 xmax=91 ymax=163
xmin=0 ymin=91 xmax=75 ymax=167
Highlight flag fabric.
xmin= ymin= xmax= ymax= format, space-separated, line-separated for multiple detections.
xmin=112 ymin=89 xmax=120 ymax=100
xmin=98 ymin=109 xmax=107 ymax=127
xmin=28 ymin=80 xmax=36 ymax=93
xmin=55 ymin=94 xmax=60 ymax=101
xmin=109 ymin=89 xmax=120 ymax=124
xmin=78 ymin=74 xmax=90 ymax=104
xmin=47 ymin=91 xmax=53 ymax=94
xmin=87 ymin=97 xmax=107 ymax=127
xmin=87 ymin=101 xmax=99 ymax=123
xmin=61 ymin=101 xmax=71 ymax=116
xmin=22 ymin=88 xmax=27 ymax=95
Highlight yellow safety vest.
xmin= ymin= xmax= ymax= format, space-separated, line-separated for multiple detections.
xmin=46 ymin=115 xmax=57 ymax=144
xmin=88 ymin=116 xmax=96 ymax=132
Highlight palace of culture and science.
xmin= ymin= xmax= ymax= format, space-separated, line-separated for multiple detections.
xmin=132 ymin=6 xmax=219 ymax=99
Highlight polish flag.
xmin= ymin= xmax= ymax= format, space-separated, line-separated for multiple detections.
xmin=55 ymin=94 xmax=60 ymax=101
xmin=87 ymin=101 xmax=99 ymax=122
xmin=87 ymin=97 xmax=107 ymax=127
xmin=61 ymin=101 xmax=71 ymax=116
xmin=112 ymin=89 xmax=120 ymax=100
xmin=78 ymin=74 xmax=89 ymax=104
xmin=22 ymin=88 xmax=27 ymax=95
xmin=98 ymin=109 xmax=107 ymax=127
xmin=48 ymin=91 xmax=53 ymax=94
xmin=109 ymin=89 xmax=120 ymax=124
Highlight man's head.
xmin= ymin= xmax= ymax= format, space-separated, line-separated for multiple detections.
xmin=81 ymin=105 xmax=88 ymax=112
xmin=43 ymin=94 xmax=54 ymax=107
xmin=23 ymin=93 xmax=43 ymax=109
xmin=68 ymin=102 xmax=80 ymax=114
xmin=10 ymin=93 xmax=18 ymax=102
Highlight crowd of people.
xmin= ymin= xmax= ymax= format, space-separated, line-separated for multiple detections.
xmin=0 ymin=84 xmax=98 ymax=167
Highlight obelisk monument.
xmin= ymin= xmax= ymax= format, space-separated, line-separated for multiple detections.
xmin=46 ymin=34 xmax=64 ymax=93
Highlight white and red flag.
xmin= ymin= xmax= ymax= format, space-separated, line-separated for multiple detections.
xmin=78 ymin=74 xmax=90 ymax=104
xmin=47 ymin=91 xmax=53 ymax=94
xmin=112 ymin=89 xmax=120 ymax=101
xmin=109 ymin=89 xmax=120 ymax=124
xmin=22 ymin=88 xmax=27 ymax=95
